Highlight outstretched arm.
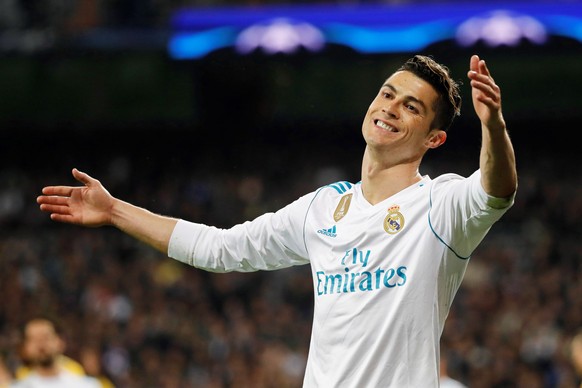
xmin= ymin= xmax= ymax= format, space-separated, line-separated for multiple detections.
xmin=468 ymin=54 xmax=517 ymax=198
xmin=37 ymin=168 xmax=178 ymax=253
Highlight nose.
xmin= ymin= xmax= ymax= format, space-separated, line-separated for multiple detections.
xmin=382 ymin=101 xmax=399 ymax=119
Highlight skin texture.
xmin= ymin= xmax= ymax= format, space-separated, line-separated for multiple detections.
xmin=37 ymin=54 xmax=517 ymax=255
xmin=468 ymin=55 xmax=517 ymax=199
xmin=21 ymin=319 xmax=66 ymax=376
xmin=360 ymin=70 xmax=446 ymax=205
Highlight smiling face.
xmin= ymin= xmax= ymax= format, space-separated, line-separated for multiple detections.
xmin=362 ymin=70 xmax=446 ymax=163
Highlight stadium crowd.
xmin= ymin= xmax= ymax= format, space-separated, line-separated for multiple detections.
xmin=0 ymin=129 xmax=580 ymax=387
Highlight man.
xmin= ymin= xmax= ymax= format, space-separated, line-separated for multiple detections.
xmin=9 ymin=318 xmax=101 ymax=388
xmin=37 ymin=54 xmax=517 ymax=386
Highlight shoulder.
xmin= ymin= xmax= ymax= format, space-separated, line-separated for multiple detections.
xmin=428 ymin=171 xmax=479 ymax=200
xmin=59 ymin=356 xmax=85 ymax=375
xmin=431 ymin=170 xmax=514 ymax=210
xmin=287 ymin=181 xmax=357 ymax=205
xmin=311 ymin=180 xmax=358 ymax=209
xmin=430 ymin=172 xmax=469 ymax=187
xmin=15 ymin=356 xmax=84 ymax=380
xmin=323 ymin=181 xmax=357 ymax=196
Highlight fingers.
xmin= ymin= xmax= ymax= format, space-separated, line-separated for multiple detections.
xmin=37 ymin=195 xmax=69 ymax=206
xmin=38 ymin=203 xmax=69 ymax=215
xmin=471 ymin=84 xmax=500 ymax=110
xmin=471 ymin=78 xmax=500 ymax=101
xmin=39 ymin=168 xmax=93 ymax=197
xmin=49 ymin=213 xmax=77 ymax=224
xmin=468 ymin=55 xmax=500 ymax=109
xmin=40 ymin=185 xmax=76 ymax=197
xmin=470 ymin=54 xmax=480 ymax=72
xmin=37 ymin=168 xmax=96 ymax=225
xmin=478 ymin=58 xmax=491 ymax=77
xmin=470 ymin=55 xmax=492 ymax=78
xmin=37 ymin=200 xmax=77 ymax=224
xmin=37 ymin=195 xmax=71 ymax=216
xmin=37 ymin=193 xmax=79 ymax=224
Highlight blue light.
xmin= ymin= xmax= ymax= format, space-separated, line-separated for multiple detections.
xmin=168 ymin=2 xmax=582 ymax=59
xmin=168 ymin=27 xmax=237 ymax=59
xmin=543 ymin=15 xmax=582 ymax=41
xmin=324 ymin=21 xmax=457 ymax=53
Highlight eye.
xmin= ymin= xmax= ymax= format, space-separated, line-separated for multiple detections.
xmin=382 ymin=91 xmax=393 ymax=99
xmin=406 ymin=104 xmax=418 ymax=113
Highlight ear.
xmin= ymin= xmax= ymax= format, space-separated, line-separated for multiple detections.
xmin=425 ymin=129 xmax=447 ymax=149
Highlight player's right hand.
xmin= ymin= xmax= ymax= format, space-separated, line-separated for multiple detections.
xmin=37 ymin=168 xmax=114 ymax=227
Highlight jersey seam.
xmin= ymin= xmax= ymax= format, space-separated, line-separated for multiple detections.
xmin=428 ymin=182 xmax=470 ymax=261
xmin=302 ymin=186 xmax=328 ymax=257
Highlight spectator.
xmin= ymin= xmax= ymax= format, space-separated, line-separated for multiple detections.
xmin=9 ymin=318 xmax=101 ymax=388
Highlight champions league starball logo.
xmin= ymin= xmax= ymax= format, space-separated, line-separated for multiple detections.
xmin=384 ymin=205 xmax=404 ymax=235
xmin=456 ymin=11 xmax=547 ymax=47
xmin=235 ymin=18 xmax=325 ymax=54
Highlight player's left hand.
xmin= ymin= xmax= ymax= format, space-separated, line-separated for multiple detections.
xmin=468 ymin=55 xmax=505 ymax=132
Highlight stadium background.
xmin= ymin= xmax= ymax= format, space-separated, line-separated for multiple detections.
xmin=0 ymin=0 xmax=581 ymax=387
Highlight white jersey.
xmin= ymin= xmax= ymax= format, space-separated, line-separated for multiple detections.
xmin=169 ymin=170 xmax=513 ymax=387
xmin=10 ymin=371 xmax=101 ymax=388
xmin=440 ymin=376 xmax=468 ymax=388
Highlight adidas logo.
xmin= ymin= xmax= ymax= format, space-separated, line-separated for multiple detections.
xmin=317 ymin=225 xmax=337 ymax=238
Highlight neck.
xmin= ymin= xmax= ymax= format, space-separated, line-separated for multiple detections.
xmin=34 ymin=361 xmax=61 ymax=377
xmin=360 ymin=146 xmax=423 ymax=205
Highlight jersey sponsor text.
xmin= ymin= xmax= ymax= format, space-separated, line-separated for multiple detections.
xmin=315 ymin=247 xmax=407 ymax=295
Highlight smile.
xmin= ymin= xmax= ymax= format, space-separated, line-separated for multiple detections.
xmin=375 ymin=120 xmax=398 ymax=132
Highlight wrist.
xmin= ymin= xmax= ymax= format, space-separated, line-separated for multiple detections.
xmin=108 ymin=197 xmax=126 ymax=228
xmin=485 ymin=113 xmax=506 ymax=134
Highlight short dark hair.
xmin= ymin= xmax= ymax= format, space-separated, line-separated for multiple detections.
xmin=397 ymin=55 xmax=461 ymax=132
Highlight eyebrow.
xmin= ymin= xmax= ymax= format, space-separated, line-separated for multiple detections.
xmin=381 ymin=83 xmax=427 ymax=113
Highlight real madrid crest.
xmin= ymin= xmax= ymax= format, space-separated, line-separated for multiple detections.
xmin=383 ymin=205 xmax=405 ymax=235
xmin=333 ymin=193 xmax=352 ymax=222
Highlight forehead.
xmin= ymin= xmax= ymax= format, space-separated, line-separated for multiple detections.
xmin=25 ymin=321 xmax=56 ymax=338
xmin=382 ymin=71 xmax=439 ymax=106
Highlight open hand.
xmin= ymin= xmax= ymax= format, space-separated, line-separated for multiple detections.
xmin=37 ymin=168 xmax=114 ymax=227
xmin=468 ymin=55 xmax=505 ymax=131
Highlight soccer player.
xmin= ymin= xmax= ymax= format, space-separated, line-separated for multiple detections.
xmin=37 ymin=54 xmax=517 ymax=386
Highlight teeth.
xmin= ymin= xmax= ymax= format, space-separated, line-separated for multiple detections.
xmin=376 ymin=120 xmax=397 ymax=132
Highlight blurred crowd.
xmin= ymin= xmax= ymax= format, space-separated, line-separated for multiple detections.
xmin=0 ymin=130 xmax=580 ymax=387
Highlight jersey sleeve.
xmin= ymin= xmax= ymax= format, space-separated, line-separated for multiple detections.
xmin=167 ymin=192 xmax=316 ymax=272
xmin=429 ymin=169 xmax=515 ymax=259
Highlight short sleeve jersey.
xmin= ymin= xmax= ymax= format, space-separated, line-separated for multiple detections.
xmin=169 ymin=170 xmax=514 ymax=387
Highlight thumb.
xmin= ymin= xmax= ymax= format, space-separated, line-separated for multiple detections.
xmin=72 ymin=168 xmax=94 ymax=186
